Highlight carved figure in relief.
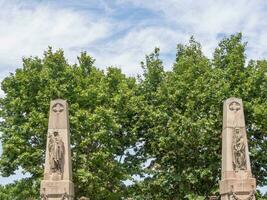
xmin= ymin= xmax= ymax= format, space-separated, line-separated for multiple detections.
xmin=48 ymin=131 xmax=64 ymax=174
xmin=232 ymin=128 xmax=247 ymax=171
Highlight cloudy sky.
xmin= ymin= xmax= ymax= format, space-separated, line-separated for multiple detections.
xmin=0 ymin=0 xmax=266 ymax=191
xmin=0 ymin=0 xmax=267 ymax=78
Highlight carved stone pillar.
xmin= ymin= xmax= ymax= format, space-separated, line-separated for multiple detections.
xmin=219 ymin=98 xmax=256 ymax=200
xmin=40 ymin=99 xmax=74 ymax=199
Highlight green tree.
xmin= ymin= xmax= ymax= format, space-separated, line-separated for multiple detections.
xmin=127 ymin=34 xmax=267 ymax=199
xmin=0 ymin=34 xmax=266 ymax=199
xmin=0 ymin=48 xmax=138 ymax=199
xmin=0 ymin=178 xmax=38 ymax=200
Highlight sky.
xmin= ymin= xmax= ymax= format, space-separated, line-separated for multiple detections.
xmin=0 ymin=0 xmax=266 ymax=192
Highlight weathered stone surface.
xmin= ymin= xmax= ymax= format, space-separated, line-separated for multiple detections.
xmin=208 ymin=196 xmax=218 ymax=200
xmin=40 ymin=99 xmax=74 ymax=200
xmin=79 ymin=197 xmax=90 ymax=200
xmin=219 ymin=98 xmax=256 ymax=200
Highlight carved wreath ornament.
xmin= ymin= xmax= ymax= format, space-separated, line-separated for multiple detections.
xmin=229 ymin=101 xmax=241 ymax=112
xmin=52 ymin=103 xmax=64 ymax=113
xmin=230 ymin=190 xmax=255 ymax=200
xmin=40 ymin=193 xmax=48 ymax=200
xmin=40 ymin=193 xmax=72 ymax=200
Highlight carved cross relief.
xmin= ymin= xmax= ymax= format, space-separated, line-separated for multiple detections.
xmin=52 ymin=103 xmax=64 ymax=114
xmin=229 ymin=101 xmax=241 ymax=112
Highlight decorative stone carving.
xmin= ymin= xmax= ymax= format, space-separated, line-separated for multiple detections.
xmin=52 ymin=103 xmax=64 ymax=113
xmin=232 ymin=128 xmax=247 ymax=171
xmin=219 ymin=97 xmax=256 ymax=200
xmin=40 ymin=188 xmax=48 ymax=199
xmin=229 ymin=101 xmax=241 ymax=112
xmin=61 ymin=192 xmax=69 ymax=200
xmin=40 ymin=99 xmax=74 ymax=199
xmin=48 ymin=131 xmax=65 ymax=175
xmin=40 ymin=193 xmax=48 ymax=200
xmin=231 ymin=189 xmax=255 ymax=200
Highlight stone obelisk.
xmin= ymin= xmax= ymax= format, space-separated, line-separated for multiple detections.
xmin=40 ymin=99 xmax=74 ymax=199
xmin=219 ymin=98 xmax=256 ymax=200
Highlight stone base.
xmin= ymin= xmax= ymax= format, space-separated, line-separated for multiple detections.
xmin=220 ymin=178 xmax=256 ymax=200
xmin=221 ymin=193 xmax=255 ymax=200
xmin=40 ymin=180 xmax=74 ymax=200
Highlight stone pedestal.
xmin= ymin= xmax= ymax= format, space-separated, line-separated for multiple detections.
xmin=219 ymin=98 xmax=256 ymax=200
xmin=40 ymin=99 xmax=74 ymax=199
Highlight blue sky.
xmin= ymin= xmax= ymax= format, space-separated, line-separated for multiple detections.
xmin=0 ymin=0 xmax=267 ymax=80
xmin=0 ymin=0 xmax=266 ymax=193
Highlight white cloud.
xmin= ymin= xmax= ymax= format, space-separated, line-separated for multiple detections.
xmin=119 ymin=0 xmax=267 ymax=59
xmin=0 ymin=0 xmax=267 ymax=77
xmin=92 ymin=27 xmax=188 ymax=75
xmin=0 ymin=0 xmax=112 ymax=73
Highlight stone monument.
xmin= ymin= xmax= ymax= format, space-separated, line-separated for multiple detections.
xmin=219 ymin=98 xmax=256 ymax=200
xmin=40 ymin=99 xmax=74 ymax=199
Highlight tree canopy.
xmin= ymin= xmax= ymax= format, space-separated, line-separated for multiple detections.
xmin=0 ymin=33 xmax=266 ymax=199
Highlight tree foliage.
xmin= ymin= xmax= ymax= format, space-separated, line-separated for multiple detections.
xmin=0 ymin=48 xmax=138 ymax=199
xmin=126 ymin=33 xmax=267 ymax=199
xmin=0 ymin=178 xmax=38 ymax=200
xmin=0 ymin=34 xmax=266 ymax=199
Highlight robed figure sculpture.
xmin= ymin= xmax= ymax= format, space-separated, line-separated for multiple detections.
xmin=48 ymin=131 xmax=64 ymax=174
